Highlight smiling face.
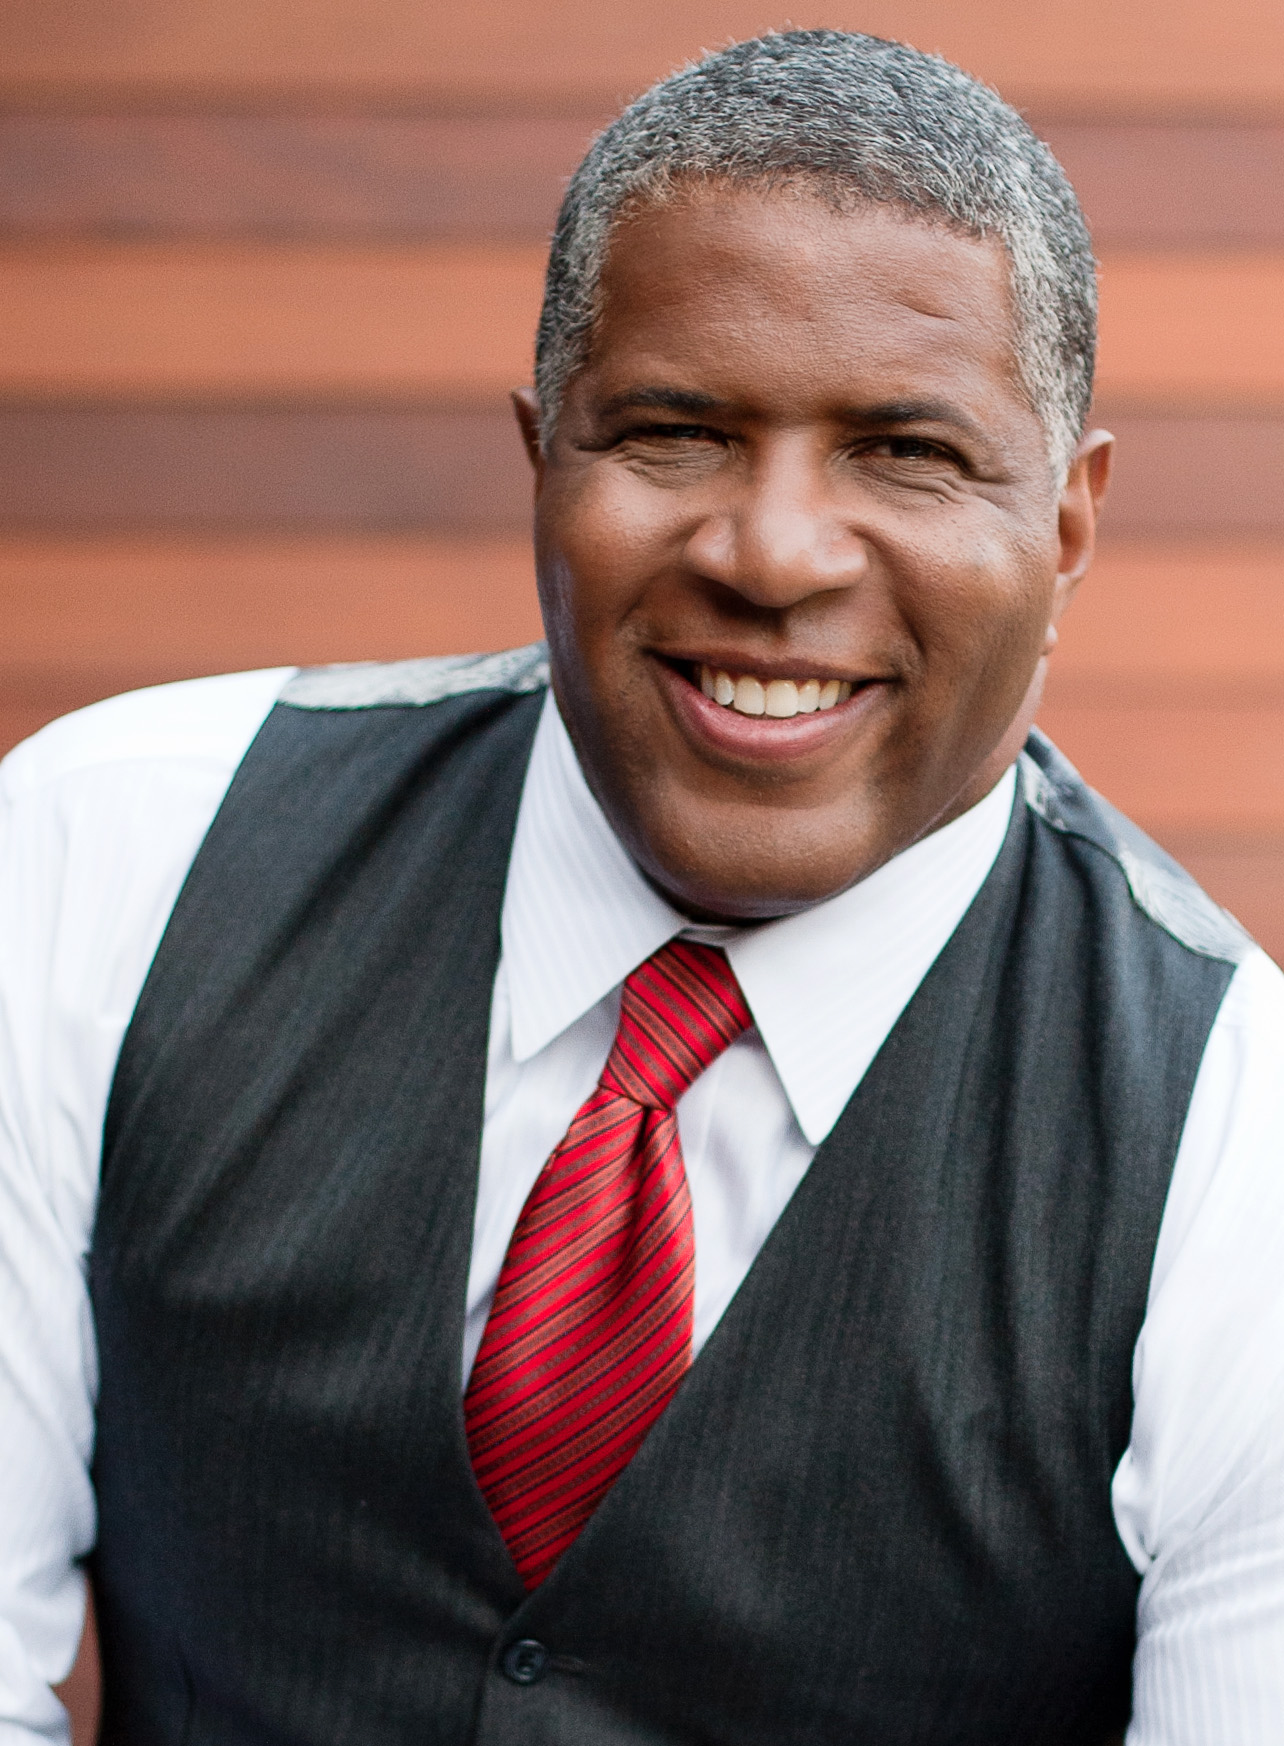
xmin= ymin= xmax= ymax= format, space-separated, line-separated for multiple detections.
xmin=518 ymin=184 xmax=1109 ymax=920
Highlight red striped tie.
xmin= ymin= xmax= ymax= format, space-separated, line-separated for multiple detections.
xmin=464 ymin=940 xmax=752 ymax=1589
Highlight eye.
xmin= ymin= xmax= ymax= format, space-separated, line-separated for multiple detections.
xmin=622 ymin=422 xmax=723 ymax=445
xmin=870 ymin=435 xmax=951 ymax=462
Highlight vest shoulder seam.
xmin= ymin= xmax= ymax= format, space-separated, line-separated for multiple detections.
xmin=1019 ymin=748 xmax=1250 ymax=966
xmin=278 ymin=644 xmax=550 ymax=710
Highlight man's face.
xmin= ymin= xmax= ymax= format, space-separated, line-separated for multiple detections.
xmin=518 ymin=184 xmax=1107 ymax=920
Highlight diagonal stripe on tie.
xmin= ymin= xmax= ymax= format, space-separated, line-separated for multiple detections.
xmin=464 ymin=938 xmax=752 ymax=1589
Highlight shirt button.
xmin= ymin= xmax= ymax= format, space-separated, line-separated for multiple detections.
xmin=501 ymin=1639 xmax=550 ymax=1685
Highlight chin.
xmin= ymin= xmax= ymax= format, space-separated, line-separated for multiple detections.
xmin=634 ymin=818 xmax=875 ymax=923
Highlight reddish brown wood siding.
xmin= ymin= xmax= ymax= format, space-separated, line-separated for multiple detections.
xmin=5 ymin=6 xmax=1282 ymax=1738
xmin=4 ymin=7 xmax=1281 ymax=966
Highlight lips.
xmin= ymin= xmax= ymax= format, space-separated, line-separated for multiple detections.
xmin=697 ymin=664 xmax=854 ymax=719
xmin=650 ymin=654 xmax=879 ymax=769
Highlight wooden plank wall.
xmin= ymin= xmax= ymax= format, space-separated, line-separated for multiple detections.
xmin=2 ymin=0 xmax=1283 ymax=975
xmin=2 ymin=7 xmax=1283 ymax=1736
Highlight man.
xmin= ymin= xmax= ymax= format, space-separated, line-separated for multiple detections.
xmin=1 ymin=28 xmax=1282 ymax=1746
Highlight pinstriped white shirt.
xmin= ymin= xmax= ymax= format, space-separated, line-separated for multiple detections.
xmin=2 ymin=668 xmax=1284 ymax=1744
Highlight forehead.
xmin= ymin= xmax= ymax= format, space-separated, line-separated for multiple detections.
xmin=587 ymin=186 xmax=1024 ymax=414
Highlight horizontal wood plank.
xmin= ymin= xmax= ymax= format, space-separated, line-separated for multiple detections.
xmin=1036 ymin=696 xmax=1284 ymax=834
xmin=3 ymin=245 xmax=1284 ymax=404
xmin=5 ymin=523 xmax=1283 ymax=812
xmin=0 ymin=532 xmax=540 ymax=693
xmin=1096 ymin=255 xmax=1284 ymax=403
xmin=7 ymin=530 xmax=1281 ymax=692
xmin=0 ymin=404 xmax=534 ymax=529
xmin=0 ymin=243 xmax=544 ymax=398
xmin=10 ymin=535 xmax=1284 ymax=690
xmin=1 ymin=404 xmax=1282 ymax=538
xmin=5 ymin=533 xmax=1284 ymax=827
xmin=3 ymin=526 xmax=1282 ymax=951
xmin=1053 ymin=542 xmax=1284 ymax=689
xmin=1041 ymin=122 xmax=1284 ymax=252
xmin=4 ymin=115 xmax=1284 ymax=250
xmin=1093 ymin=412 xmax=1284 ymax=538
xmin=0 ymin=114 xmax=601 ymax=242
xmin=2 ymin=0 xmax=1284 ymax=109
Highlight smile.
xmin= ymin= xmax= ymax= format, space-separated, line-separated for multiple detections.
xmin=655 ymin=655 xmax=880 ymax=768
xmin=697 ymin=664 xmax=855 ymax=719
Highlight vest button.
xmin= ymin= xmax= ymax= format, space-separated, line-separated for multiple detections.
xmin=501 ymin=1639 xmax=550 ymax=1685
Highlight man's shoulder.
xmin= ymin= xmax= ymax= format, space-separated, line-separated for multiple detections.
xmin=0 ymin=643 xmax=552 ymax=806
xmin=0 ymin=667 xmax=297 ymax=804
xmin=1019 ymin=728 xmax=1252 ymax=969
xmin=278 ymin=644 xmax=550 ymax=713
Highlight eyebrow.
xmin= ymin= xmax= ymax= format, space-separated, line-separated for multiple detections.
xmin=594 ymin=387 xmax=987 ymax=442
xmin=840 ymin=398 xmax=988 ymax=441
xmin=596 ymin=387 xmax=729 ymax=419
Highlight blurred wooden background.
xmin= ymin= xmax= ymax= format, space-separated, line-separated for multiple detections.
xmin=3 ymin=1 xmax=1284 ymax=961
xmin=2 ymin=2 xmax=1283 ymax=1736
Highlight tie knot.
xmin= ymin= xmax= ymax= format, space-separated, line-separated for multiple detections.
xmin=600 ymin=940 xmax=752 ymax=1112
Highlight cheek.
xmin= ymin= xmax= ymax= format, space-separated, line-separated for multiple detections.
xmin=560 ymin=453 xmax=699 ymax=560
xmin=536 ymin=468 xmax=680 ymax=644
xmin=892 ymin=524 xmax=1055 ymax=678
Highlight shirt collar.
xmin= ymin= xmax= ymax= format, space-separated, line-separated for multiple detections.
xmin=502 ymin=692 xmax=1017 ymax=1145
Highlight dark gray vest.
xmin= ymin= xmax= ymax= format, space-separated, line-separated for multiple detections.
xmin=89 ymin=646 xmax=1247 ymax=1746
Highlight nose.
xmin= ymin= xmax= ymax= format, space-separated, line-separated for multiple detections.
xmin=682 ymin=437 xmax=870 ymax=609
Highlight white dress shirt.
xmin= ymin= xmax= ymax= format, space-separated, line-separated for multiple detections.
xmin=2 ymin=667 xmax=1284 ymax=1745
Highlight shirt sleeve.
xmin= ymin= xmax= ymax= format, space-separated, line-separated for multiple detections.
xmin=0 ymin=764 xmax=101 ymax=1742
xmin=1115 ymin=946 xmax=1284 ymax=1743
xmin=0 ymin=671 xmax=291 ymax=1743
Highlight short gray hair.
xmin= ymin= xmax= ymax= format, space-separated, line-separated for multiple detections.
xmin=535 ymin=29 xmax=1096 ymax=480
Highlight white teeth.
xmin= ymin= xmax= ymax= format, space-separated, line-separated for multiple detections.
xmin=734 ymin=675 xmax=767 ymax=715
xmin=697 ymin=666 xmax=855 ymax=719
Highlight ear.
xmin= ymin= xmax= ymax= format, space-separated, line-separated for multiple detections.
xmin=1045 ymin=428 xmax=1113 ymax=655
xmin=511 ymin=388 xmax=545 ymax=477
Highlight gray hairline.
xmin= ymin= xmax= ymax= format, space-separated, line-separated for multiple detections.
xmin=535 ymin=169 xmax=1084 ymax=485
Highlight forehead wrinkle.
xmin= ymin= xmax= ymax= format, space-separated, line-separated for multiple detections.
xmin=597 ymin=386 xmax=727 ymax=418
